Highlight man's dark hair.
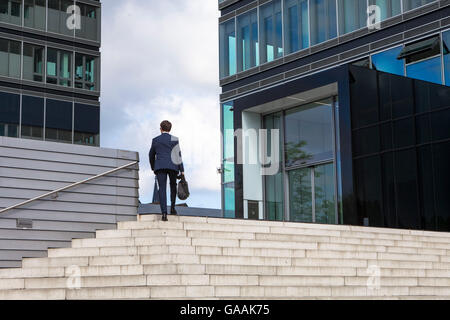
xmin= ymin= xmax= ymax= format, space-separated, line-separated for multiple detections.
xmin=160 ymin=120 xmax=172 ymax=132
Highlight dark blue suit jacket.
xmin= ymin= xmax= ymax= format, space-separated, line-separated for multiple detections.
xmin=149 ymin=133 xmax=184 ymax=173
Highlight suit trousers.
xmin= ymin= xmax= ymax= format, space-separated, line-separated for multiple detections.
xmin=156 ymin=169 xmax=178 ymax=214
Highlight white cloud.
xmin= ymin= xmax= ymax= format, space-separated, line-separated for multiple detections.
xmin=100 ymin=0 xmax=222 ymax=208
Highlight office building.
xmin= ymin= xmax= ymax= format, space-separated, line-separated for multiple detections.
xmin=0 ymin=0 xmax=101 ymax=146
xmin=219 ymin=0 xmax=450 ymax=231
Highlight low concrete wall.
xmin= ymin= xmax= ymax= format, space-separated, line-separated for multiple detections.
xmin=0 ymin=136 xmax=139 ymax=268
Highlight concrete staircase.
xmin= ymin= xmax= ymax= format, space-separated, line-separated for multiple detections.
xmin=0 ymin=214 xmax=450 ymax=299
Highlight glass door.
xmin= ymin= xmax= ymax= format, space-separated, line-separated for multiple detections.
xmin=288 ymin=163 xmax=336 ymax=224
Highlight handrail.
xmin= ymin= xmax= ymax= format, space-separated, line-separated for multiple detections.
xmin=0 ymin=160 xmax=139 ymax=215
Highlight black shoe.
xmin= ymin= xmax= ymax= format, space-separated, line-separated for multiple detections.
xmin=170 ymin=207 xmax=177 ymax=215
xmin=161 ymin=213 xmax=168 ymax=221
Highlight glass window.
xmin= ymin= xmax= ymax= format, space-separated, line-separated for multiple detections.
xmin=237 ymin=9 xmax=258 ymax=72
xmin=23 ymin=43 xmax=44 ymax=82
xmin=403 ymin=0 xmax=435 ymax=12
xmin=24 ymin=0 xmax=46 ymax=30
xmin=444 ymin=31 xmax=450 ymax=86
xmin=338 ymin=0 xmax=367 ymax=35
xmin=264 ymin=112 xmax=284 ymax=221
xmin=284 ymin=0 xmax=309 ymax=54
xmin=0 ymin=91 xmax=20 ymax=138
xmin=314 ymin=163 xmax=336 ymax=224
xmin=310 ymin=0 xmax=337 ymax=46
xmin=45 ymin=99 xmax=73 ymax=143
xmin=288 ymin=167 xmax=312 ymax=222
xmin=222 ymin=102 xmax=235 ymax=218
xmin=406 ymin=56 xmax=442 ymax=84
xmin=260 ymin=0 xmax=283 ymax=64
xmin=368 ymin=0 xmax=401 ymax=22
xmin=433 ymin=141 xmax=450 ymax=231
xmin=285 ymin=99 xmax=334 ymax=167
xmin=371 ymin=46 xmax=404 ymax=76
xmin=47 ymin=48 xmax=72 ymax=87
xmin=21 ymin=95 xmax=44 ymax=140
xmin=75 ymin=53 xmax=97 ymax=91
xmin=48 ymin=0 xmax=73 ymax=36
xmin=219 ymin=18 xmax=236 ymax=78
xmin=0 ymin=0 xmax=22 ymax=25
xmin=74 ymin=103 xmax=99 ymax=146
xmin=0 ymin=38 xmax=21 ymax=78
xmin=76 ymin=3 xmax=100 ymax=41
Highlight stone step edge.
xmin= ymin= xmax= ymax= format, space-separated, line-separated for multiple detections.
xmin=134 ymin=215 xmax=450 ymax=239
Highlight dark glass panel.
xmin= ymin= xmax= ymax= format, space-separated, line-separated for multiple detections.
xmin=430 ymin=108 xmax=450 ymax=141
xmin=394 ymin=149 xmax=420 ymax=229
xmin=380 ymin=122 xmax=392 ymax=151
xmin=433 ymin=141 xmax=450 ymax=231
xmin=0 ymin=91 xmax=20 ymax=123
xmin=391 ymin=76 xmax=414 ymax=118
xmin=393 ymin=118 xmax=414 ymax=148
xmin=22 ymin=95 xmax=44 ymax=127
xmin=350 ymin=67 xmax=379 ymax=128
xmin=415 ymin=114 xmax=431 ymax=144
xmin=74 ymin=103 xmax=99 ymax=146
xmin=381 ymin=152 xmax=396 ymax=228
xmin=417 ymin=145 xmax=435 ymax=230
xmin=353 ymin=126 xmax=380 ymax=157
xmin=378 ymin=73 xmax=392 ymax=121
xmin=354 ymin=156 xmax=383 ymax=227
xmin=46 ymin=99 xmax=72 ymax=130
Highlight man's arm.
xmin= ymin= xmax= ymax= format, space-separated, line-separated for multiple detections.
xmin=149 ymin=140 xmax=156 ymax=171
xmin=177 ymin=142 xmax=184 ymax=174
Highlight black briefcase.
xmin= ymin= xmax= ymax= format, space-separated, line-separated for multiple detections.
xmin=177 ymin=175 xmax=190 ymax=200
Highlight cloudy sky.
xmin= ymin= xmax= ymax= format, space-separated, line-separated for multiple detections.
xmin=100 ymin=0 xmax=221 ymax=209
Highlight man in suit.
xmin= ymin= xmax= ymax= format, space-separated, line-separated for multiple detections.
xmin=149 ymin=120 xmax=184 ymax=221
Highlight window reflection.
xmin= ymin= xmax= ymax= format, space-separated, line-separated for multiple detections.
xmin=338 ymin=0 xmax=367 ymax=35
xmin=284 ymin=0 xmax=309 ymax=54
xmin=24 ymin=0 xmax=46 ymax=30
xmin=237 ymin=9 xmax=259 ymax=72
xmin=285 ymin=99 xmax=334 ymax=167
xmin=443 ymin=31 xmax=450 ymax=86
xmin=368 ymin=0 xmax=401 ymax=21
xmin=219 ymin=18 xmax=236 ymax=78
xmin=260 ymin=0 xmax=283 ymax=64
xmin=371 ymin=46 xmax=404 ymax=76
xmin=403 ymin=0 xmax=435 ymax=12
xmin=310 ymin=0 xmax=337 ymax=46
xmin=406 ymin=56 xmax=442 ymax=84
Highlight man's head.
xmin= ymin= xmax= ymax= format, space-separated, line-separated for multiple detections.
xmin=160 ymin=120 xmax=172 ymax=133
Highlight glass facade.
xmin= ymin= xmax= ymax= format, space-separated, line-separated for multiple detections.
xmin=0 ymin=38 xmax=99 ymax=90
xmin=369 ymin=35 xmax=450 ymax=85
xmin=284 ymin=0 xmax=309 ymax=54
xmin=260 ymin=0 xmax=283 ymax=64
xmin=222 ymin=102 xmax=235 ymax=218
xmin=0 ymin=91 xmax=20 ymax=138
xmin=310 ymin=0 xmax=337 ymax=45
xmin=0 ymin=38 xmax=21 ymax=78
xmin=219 ymin=0 xmax=442 ymax=79
xmin=444 ymin=31 xmax=450 ymax=85
xmin=24 ymin=0 xmax=46 ymax=30
xmin=368 ymin=0 xmax=401 ymax=22
xmin=263 ymin=113 xmax=284 ymax=221
xmin=0 ymin=0 xmax=100 ymax=41
xmin=219 ymin=18 xmax=236 ymax=78
xmin=23 ymin=43 xmax=44 ymax=82
xmin=338 ymin=0 xmax=367 ymax=35
xmin=350 ymin=66 xmax=450 ymax=230
xmin=21 ymin=95 xmax=44 ymax=140
xmin=237 ymin=9 xmax=258 ymax=72
xmin=285 ymin=100 xmax=334 ymax=166
xmin=0 ymin=92 xmax=99 ymax=146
